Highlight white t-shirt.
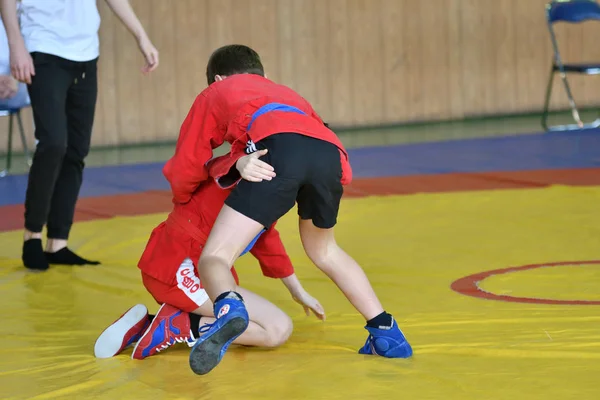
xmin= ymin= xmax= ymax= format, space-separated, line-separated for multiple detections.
xmin=0 ymin=18 xmax=10 ymax=75
xmin=19 ymin=0 xmax=101 ymax=62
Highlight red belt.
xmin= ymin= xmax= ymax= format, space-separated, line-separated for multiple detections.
xmin=166 ymin=211 xmax=208 ymax=244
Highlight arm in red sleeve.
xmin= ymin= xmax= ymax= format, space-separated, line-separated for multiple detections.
xmin=205 ymin=149 xmax=247 ymax=189
xmin=163 ymin=91 xmax=225 ymax=204
xmin=249 ymin=224 xmax=294 ymax=279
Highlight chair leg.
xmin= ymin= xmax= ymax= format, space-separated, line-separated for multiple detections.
xmin=542 ymin=66 xmax=555 ymax=131
xmin=559 ymin=71 xmax=584 ymax=129
xmin=16 ymin=110 xmax=32 ymax=167
xmin=543 ymin=69 xmax=600 ymax=132
xmin=0 ymin=113 xmax=14 ymax=178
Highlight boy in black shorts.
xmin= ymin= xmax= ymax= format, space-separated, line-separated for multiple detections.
xmin=161 ymin=45 xmax=413 ymax=375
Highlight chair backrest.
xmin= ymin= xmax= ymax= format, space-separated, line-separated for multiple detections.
xmin=547 ymin=0 xmax=600 ymax=24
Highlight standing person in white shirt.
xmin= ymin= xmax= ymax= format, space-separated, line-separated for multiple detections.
xmin=0 ymin=0 xmax=159 ymax=271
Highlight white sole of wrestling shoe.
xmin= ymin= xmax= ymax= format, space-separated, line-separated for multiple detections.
xmin=94 ymin=304 xmax=149 ymax=358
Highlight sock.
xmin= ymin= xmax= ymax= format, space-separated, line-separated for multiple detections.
xmin=45 ymin=247 xmax=100 ymax=265
xmin=189 ymin=313 xmax=202 ymax=337
xmin=366 ymin=311 xmax=393 ymax=330
xmin=22 ymin=239 xmax=49 ymax=271
xmin=215 ymin=291 xmax=244 ymax=304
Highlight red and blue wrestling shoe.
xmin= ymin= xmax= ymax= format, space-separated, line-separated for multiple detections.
xmin=94 ymin=304 xmax=150 ymax=358
xmin=188 ymin=295 xmax=249 ymax=375
xmin=358 ymin=318 xmax=413 ymax=358
xmin=132 ymin=303 xmax=196 ymax=360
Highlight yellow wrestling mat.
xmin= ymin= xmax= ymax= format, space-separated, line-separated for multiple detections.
xmin=1 ymin=185 xmax=599 ymax=399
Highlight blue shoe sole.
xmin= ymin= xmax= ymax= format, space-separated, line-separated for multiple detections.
xmin=358 ymin=341 xmax=413 ymax=358
xmin=189 ymin=316 xmax=247 ymax=375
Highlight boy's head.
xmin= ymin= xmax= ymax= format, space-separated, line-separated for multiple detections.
xmin=206 ymin=44 xmax=265 ymax=85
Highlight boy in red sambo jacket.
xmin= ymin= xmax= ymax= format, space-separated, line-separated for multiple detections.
xmin=93 ymin=153 xmax=324 ymax=360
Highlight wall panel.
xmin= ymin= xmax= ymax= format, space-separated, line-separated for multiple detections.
xmin=3 ymin=0 xmax=599 ymax=153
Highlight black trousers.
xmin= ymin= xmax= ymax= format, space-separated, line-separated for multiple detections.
xmin=24 ymin=52 xmax=98 ymax=239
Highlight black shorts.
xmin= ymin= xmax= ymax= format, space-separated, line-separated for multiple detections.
xmin=225 ymin=133 xmax=344 ymax=229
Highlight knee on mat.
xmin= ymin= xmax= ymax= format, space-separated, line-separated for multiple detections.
xmin=263 ymin=314 xmax=293 ymax=348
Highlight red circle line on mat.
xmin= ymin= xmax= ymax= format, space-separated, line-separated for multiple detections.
xmin=450 ymin=260 xmax=600 ymax=305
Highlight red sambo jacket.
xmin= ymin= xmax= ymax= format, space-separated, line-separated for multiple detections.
xmin=163 ymin=74 xmax=352 ymax=204
xmin=137 ymin=169 xmax=294 ymax=285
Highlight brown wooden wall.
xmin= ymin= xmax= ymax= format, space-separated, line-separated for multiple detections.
xmin=3 ymin=0 xmax=600 ymax=153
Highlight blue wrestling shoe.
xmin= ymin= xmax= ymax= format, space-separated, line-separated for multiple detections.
xmin=188 ymin=295 xmax=249 ymax=375
xmin=358 ymin=318 xmax=413 ymax=358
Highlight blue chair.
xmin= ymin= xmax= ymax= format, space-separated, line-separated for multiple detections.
xmin=542 ymin=0 xmax=600 ymax=131
xmin=0 ymin=84 xmax=32 ymax=178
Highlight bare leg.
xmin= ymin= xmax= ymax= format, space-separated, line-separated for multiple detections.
xmin=196 ymin=205 xmax=265 ymax=301
xmin=190 ymin=205 xmax=270 ymax=375
xmin=298 ymin=218 xmax=383 ymax=321
xmin=192 ymin=286 xmax=292 ymax=348
xmin=24 ymin=230 xmax=42 ymax=240
xmin=46 ymin=238 xmax=67 ymax=252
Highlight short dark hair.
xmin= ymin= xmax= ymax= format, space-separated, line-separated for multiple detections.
xmin=206 ymin=44 xmax=265 ymax=85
